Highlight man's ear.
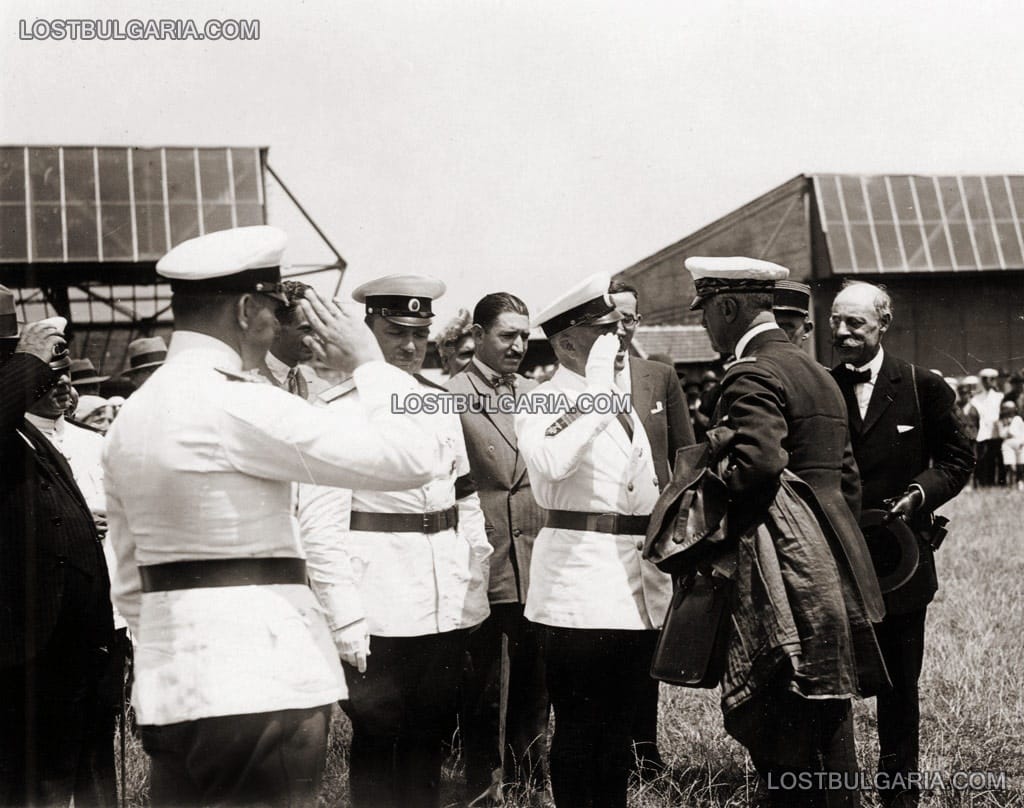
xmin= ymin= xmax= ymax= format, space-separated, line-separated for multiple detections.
xmin=471 ymin=323 xmax=485 ymax=343
xmin=879 ymin=312 xmax=892 ymax=334
xmin=719 ymin=296 xmax=739 ymax=324
xmin=805 ymin=321 xmax=815 ymax=335
xmin=237 ymin=294 xmax=258 ymax=331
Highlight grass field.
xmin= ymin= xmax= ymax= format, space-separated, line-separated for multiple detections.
xmin=115 ymin=488 xmax=1024 ymax=806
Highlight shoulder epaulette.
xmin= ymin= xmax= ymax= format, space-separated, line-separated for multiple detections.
xmin=545 ymin=407 xmax=583 ymax=437
xmin=215 ymin=367 xmax=265 ymax=383
xmin=413 ymin=373 xmax=448 ymax=392
xmin=319 ymin=377 xmax=357 ymax=403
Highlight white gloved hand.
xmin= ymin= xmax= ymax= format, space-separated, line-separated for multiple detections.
xmin=585 ymin=332 xmax=619 ymax=390
xmin=334 ymin=620 xmax=371 ymax=673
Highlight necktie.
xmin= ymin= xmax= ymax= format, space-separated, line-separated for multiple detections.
xmin=287 ymin=367 xmax=308 ymax=399
xmin=837 ymin=365 xmax=872 ymax=386
xmin=487 ymin=373 xmax=518 ymax=392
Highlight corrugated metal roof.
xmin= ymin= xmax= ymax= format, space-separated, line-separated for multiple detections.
xmin=632 ymin=325 xmax=718 ymax=363
xmin=812 ymin=174 xmax=1024 ymax=274
xmin=0 ymin=146 xmax=266 ymax=265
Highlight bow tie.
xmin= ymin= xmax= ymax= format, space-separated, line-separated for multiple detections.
xmin=486 ymin=373 xmax=518 ymax=390
xmin=837 ymin=365 xmax=872 ymax=385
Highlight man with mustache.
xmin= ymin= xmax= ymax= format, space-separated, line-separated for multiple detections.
xmin=829 ymin=281 xmax=974 ymax=807
xmin=445 ymin=292 xmax=549 ymax=805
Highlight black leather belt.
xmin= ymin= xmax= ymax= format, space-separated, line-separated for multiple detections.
xmin=139 ymin=558 xmax=307 ymax=593
xmin=350 ymin=506 xmax=459 ymax=534
xmin=544 ymin=509 xmax=651 ymax=535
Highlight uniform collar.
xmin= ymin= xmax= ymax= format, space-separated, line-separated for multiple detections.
xmin=166 ymin=331 xmax=243 ymax=371
xmin=264 ymin=350 xmax=293 ymax=385
xmin=734 ymin=321 xmax=779 ymax=359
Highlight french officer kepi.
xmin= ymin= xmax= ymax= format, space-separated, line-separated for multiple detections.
xmin=103 ymin=227 xmax=449 ymax=807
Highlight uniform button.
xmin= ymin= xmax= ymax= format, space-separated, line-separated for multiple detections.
xmin=636 ymin=540 xmax=644 ymax=551
xmin=488 ymin=445 xmax=495 ymax=453
xmin=51 ymin=517 xmax=63 ymax=527
xmin=653 ymin=478 xmax=659 ymax=488
xmin=41 ymin=482 xmax=51 ymax=491
xmin=513 ymin=528 xmax=522 ymax=537
xmin=627 ymin=483 xmax=634 ymax=492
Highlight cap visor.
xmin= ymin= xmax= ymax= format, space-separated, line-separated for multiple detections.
xmin=588 ymin=309 xmax=623 ymax=327
xmin=382 ymin=315 xmax=434 ymax=327
xmin=689 ymin=295 xmax=704 ymax=311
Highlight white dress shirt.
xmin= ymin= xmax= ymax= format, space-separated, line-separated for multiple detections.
xmin=103 ymin=331 xmax=449 ymax=725
xmin=971 ymin=388 xmax=1004 ymax=442
xmin=298 ymin=376 xmax=491 ymax=637
xmin=514 ymin=365 xmax=671 ymax=630
xmin=846 ymin=348 xmax=886 ymax=420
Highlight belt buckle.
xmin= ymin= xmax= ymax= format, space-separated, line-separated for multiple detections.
xmin=595 ymin=513 xmax=617 ymax=533
xmin=422 ymin=512 xmax=434 ymax=533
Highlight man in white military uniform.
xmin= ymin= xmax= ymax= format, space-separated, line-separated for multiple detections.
xmin=514 ymin=274 xmax=672 ymax=808
xmin=298 ymin=275 xmax=491 ymax=808
xmin=103 ymin=227 xmax=450 ymax=807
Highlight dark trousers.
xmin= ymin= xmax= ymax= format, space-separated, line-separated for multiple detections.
xmin=539 ymin=626 xmax=655 ymax=808
xmin=342 ymin=629 xmax=470 ymax=808
xmin=629 ymin=630 xmax=663 ymax=778
xmin=140 ymin=705 xmax=331 ymax=808
xmin=750 ymin=695 xmax=859 ymax=808
xmin=975 ymin=439 xmax=1002 ymax=486
xmin=874 ymin=608 xmax=927 ymax=807
xmin=460 ymin=604 xmax=549 ymax=802
xmin=0 ymin=568 xmax=116 ymax=808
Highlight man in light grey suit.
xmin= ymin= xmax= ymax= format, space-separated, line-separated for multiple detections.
xmin=446 ymin=293 xmax=548 ymax=805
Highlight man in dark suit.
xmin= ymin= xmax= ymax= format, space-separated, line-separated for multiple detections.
xmin=446 ymin=293 xmax=549 ymax=805
xmin=829 ymin=281 xmax=974 ymax=808
xmin=686 ymin=257 xmax=887 ymax=808
xmin=608 ymin=280 xmax=695 ymax=778
xmin=0 ymin=315 xmax=117 ymax=808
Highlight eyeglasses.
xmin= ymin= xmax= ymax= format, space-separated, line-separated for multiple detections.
xmin=620 ymin=314 xmax=642 ymax=326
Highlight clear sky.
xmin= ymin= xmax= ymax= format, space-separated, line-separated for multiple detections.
xmin=3 ymin=0 xmax=1023 ymax=327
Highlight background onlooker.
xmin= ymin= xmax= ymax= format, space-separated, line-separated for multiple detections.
xmin=435 ymin=308 xmax=476 ymax=376
xmin=996 ymin=400 xmax=1024 ymax=490
xmin=971 ymin=368 xmax=1004 ymax=487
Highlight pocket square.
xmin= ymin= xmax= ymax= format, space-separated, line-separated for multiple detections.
xmin=897 ymin=424 xmax=915 ymax=433
xmin=651 ymin=401 xmax=664 ymax=415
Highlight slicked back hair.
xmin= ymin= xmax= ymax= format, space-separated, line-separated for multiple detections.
xmin=473 ymin=292 xmax=529 ymax=331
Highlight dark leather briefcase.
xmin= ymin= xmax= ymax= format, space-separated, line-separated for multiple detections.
xmin=650 ymin=571 xmax=733 ymax=688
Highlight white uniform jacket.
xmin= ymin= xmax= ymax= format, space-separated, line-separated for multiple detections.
xmin=514 ymin=366 xmax=671 ymax=630
xmin=298 ymin=376 xmax=492 ymax=638
xmin=102 ymin=332 xmax=450 ymax=726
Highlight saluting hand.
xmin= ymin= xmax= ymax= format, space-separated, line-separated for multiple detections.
xmin=585 ymin=332 xmax=619 ymax=389
xmin=16 ymin=317 xmax=70 ymax=369
xmin=298 ymin=290 xmax=384 ymax=375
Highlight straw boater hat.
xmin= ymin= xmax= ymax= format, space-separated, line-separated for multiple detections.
xmin=69 ymin=358 xmax=110 ymax=386
xmin=123 ymin=336 xmax=168 ymax=375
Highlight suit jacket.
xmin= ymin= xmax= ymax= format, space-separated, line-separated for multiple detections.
xmin=0 ymin=354 xmax=113 ymax=668
xmin=446 ymin=363 xmax=542 ymax=604
xmin=831 ymin=351 xmax=974 ymax=614
xmin=628 ymin=357 xmax=695 ymax=489
xmin=716 ymin=327 xmax=884 ymax=623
